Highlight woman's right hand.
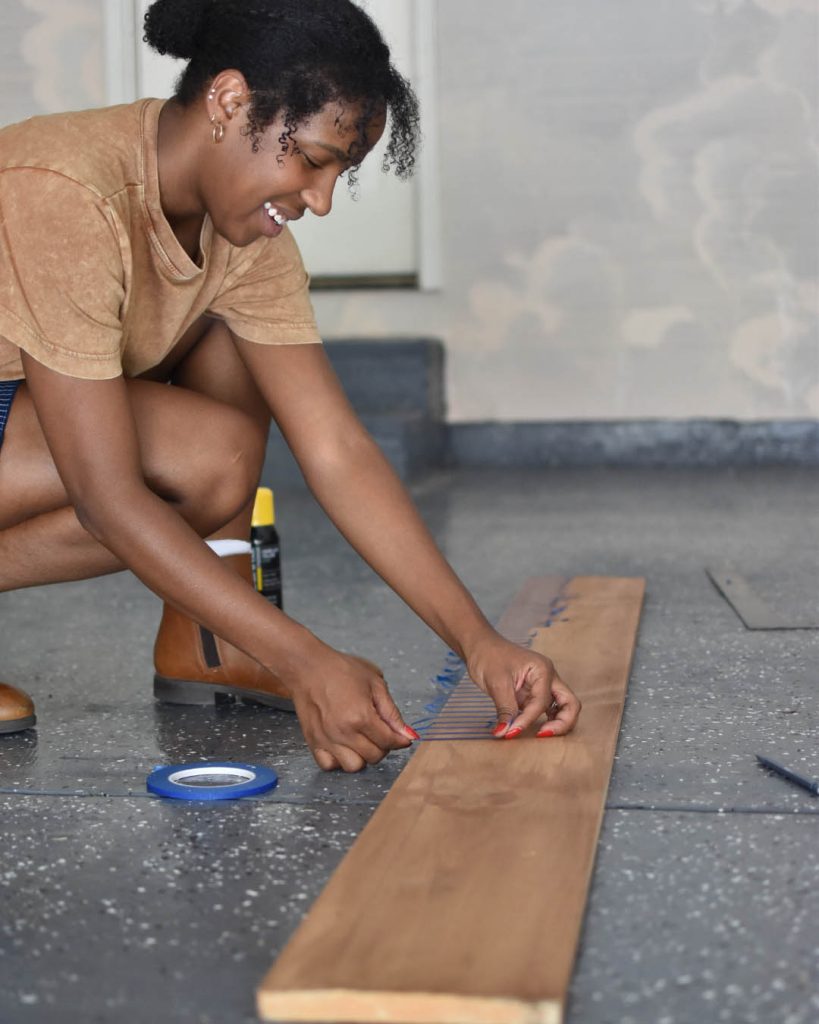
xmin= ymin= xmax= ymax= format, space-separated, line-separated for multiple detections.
xmin=286 ymin=644 xmax=418 ymax=772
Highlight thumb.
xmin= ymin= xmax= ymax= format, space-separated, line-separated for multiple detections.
xmin=372 ymin=681 xmax=419 ymax=742
xmin=491 ymin=682 xmax=519 ymax=738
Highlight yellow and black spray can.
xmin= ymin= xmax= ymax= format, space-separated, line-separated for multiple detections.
xmin=250 ymin=487 xmax=282 ymax=609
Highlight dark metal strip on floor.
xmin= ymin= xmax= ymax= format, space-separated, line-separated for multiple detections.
xmin=2 ymin=788 xmax=817 ymax=816
xmin=606 ymin=802 xmax=819 ymax=816
xmin=0 ymin=787 xmax=386 ymax=807
xmin=706 ymin=566 xmax=819 ymax=630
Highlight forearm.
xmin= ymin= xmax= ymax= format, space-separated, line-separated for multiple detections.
xmin=302 ymin=433 xmax=495 ymax=659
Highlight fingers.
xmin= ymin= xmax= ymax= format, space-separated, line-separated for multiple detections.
xmin=371 ymin=679 xmax=420 ymax=743
xmin=499 ymin=688 xmax=544 ymax=737
xmin=306 ymin=673 xmax=417 ymax=773
xmin=492 ymin=662 xmax=547 ymax=738
xmin=313 ymin=748 xmax=341 ymax=771
xmin=490 ymin=679 xmax=520 ymax=739
xmin=331 ymin=655 xmax=416 ymax=749
xmin=314 ymin=746 xmax=366 ymax=773
xmin=327 ymin=681 xmax=414 ymax=757
xmin=310 ymin=723 xmax=398 ymax=772
xmin=312 ymin=728 xmax=401 ymax=773
xmin=537 ymin=676 xmax=582 ymax=737
xmin=493 ymin=665 xmax=582 ymax=740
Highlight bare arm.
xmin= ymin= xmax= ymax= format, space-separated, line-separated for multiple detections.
xmin=21 ymin=353 xmax=317 ymax=675
xmin=235 ymin=338 xmax=581 ymax=739
xmin=236 ymin=340 xmax=493 ymax=657
xmin=20 ymin=354 xmax=416 ymax=770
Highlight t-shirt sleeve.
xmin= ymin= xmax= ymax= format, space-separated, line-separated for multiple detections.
xmin=0 ymin=169 xmax=125 ymax=379
xmin=207 ymin=226 xmax=321 ymax=346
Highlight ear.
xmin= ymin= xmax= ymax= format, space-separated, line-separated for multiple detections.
xmin=205 ymin=69 xmax=251 ymax=120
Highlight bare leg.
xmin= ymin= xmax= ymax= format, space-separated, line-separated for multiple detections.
xmin=147 ymin=324 xmax=290 ymax=707
xmin=0 ymin=321 xmax=275 ymax=731
xmin=0 ymin=361 xmax=266 ymax=592
xmin=169 ymin=319 xmax=271 ymax=543
xmin=0 ymin=506 xmax=123 ymax=591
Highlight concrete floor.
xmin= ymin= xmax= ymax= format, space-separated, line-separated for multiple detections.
xmin=1 ymin=467 xmax=817 ymax=1024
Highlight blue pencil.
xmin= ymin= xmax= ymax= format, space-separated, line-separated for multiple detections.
xmin=756 ymin=754 xmax=819 ymax=796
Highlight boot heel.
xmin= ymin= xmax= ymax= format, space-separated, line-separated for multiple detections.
xmin=153 ymin=675 xmax=235 ymax=706
xmin=0 ymin=714 xmax=36 ymax=734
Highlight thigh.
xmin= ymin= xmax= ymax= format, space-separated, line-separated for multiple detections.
xmin=0 ymin=377 xmax=254 ymax=531
xmin=170 ymin=318 xmax=269 ymax=427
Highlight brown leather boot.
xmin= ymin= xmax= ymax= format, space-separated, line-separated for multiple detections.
xmin=0 ymin=682 xmax=36 ymax=734
xmin=153 ymin=553 xmax=294 ymax=712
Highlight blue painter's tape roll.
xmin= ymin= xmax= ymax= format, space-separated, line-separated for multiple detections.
xmin=147 ymin=762 xmax=278 ymax=801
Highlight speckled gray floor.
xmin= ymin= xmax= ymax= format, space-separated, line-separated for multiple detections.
xmin=1 ymin=468 xmax=817 ymax=1024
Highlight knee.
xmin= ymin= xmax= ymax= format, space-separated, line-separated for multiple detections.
xmin=149 ymin=407 xmax=268 ymax=535
xmin=196 ymin=409 xmax=268 ymax=532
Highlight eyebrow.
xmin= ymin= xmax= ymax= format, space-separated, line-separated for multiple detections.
xmin=305 ymin=140 xmax=356 ymax=165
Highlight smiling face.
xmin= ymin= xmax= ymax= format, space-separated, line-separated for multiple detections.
xmin=198 ymin=77 xmax=386 ymax=247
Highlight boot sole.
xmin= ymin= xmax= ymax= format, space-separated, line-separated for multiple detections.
xmin=0 ymin=715 xmax=36 ymax=734
xmin=153 ymin=674 xmax=295 ymax=713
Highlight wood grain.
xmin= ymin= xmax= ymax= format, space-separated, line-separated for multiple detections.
xmin=258 ymin=576 xmax=645 ymax=1024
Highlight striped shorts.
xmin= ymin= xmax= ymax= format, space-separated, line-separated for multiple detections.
xmin=0 ymin=379 xmax=22 ymax=452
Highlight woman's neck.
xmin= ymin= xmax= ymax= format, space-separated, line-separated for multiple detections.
xmin=156 ymin=99 xmax=207 ymax=257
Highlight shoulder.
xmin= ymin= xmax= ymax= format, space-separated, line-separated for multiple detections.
xmin=0 ymin=100 xmax=153 ymax=201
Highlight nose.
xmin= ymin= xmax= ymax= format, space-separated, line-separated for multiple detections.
xmin=301 ymin=176 xmax=336 ymax=218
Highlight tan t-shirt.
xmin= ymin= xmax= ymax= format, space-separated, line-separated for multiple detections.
xmin=0 ymin=98 xmax=320 ymax=382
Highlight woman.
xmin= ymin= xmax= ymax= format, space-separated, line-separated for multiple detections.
xmin=0 ymin=0 xmax=580 ymax=769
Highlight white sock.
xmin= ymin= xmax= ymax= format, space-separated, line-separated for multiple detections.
xmin=206 ymin=539 xmax=252 ymax=557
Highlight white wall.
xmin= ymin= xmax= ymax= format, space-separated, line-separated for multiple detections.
xmin=0 ymin=0 xmax=104 ymax=117
xmin=313 ymin=0 xmax=819 ymax=422
xmin=1 ymin=0 xmax=816 ymax=423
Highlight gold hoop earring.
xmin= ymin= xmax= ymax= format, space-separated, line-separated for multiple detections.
xmin=210 ymin=115 xmax=225 ymax=144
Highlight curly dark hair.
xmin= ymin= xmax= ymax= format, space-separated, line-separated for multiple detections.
xmin=142 ymin=0 xmax=420 ymax=184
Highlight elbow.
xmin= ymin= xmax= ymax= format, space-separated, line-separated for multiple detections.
xmin=73 ymin=496 xmax=114 ymax=545
xmin=72 ymin=483 xmax=142 ymax=548
xmin=299 ymin=428 xmax=384 ymax=488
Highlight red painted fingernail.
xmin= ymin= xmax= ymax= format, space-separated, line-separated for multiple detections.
xmin=538 ymin=729 xmax=555 ymax=738
xmin=492 ymin=723 xmax=508 ymax=737
xmin=405 ymin=727 xmax=420 ymax=740
xmin=505 ymin=727 xmax=523 ymax=740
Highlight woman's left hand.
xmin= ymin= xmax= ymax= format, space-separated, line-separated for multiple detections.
xmin=466 ymin=633 xmax=581 ymax=739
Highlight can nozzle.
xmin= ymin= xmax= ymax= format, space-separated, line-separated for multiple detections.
xmin=252 ymin=487 xmax=275 ymax=528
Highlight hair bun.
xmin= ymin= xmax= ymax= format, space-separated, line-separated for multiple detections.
xmin=143 ymin=0 xmax=210 ymax=61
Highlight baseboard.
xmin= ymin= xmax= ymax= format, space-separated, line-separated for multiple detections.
xmin=261 ymin=341 xmax=817 ymax=477
xmin=446 ymin=420 xmax=819 ymax=468
xmin=262 ymin=419 xmax=818 ymax=491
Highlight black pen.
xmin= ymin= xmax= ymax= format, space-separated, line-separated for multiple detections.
xmin=756 ymin=754 xmax=819 ymax=796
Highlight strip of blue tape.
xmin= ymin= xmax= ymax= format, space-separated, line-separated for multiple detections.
xmin=410 ymin=583 xmax=572 ymax=740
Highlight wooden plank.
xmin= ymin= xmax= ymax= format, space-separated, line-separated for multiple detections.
xmin=257 ymin=575 xmax=645 ymax=1024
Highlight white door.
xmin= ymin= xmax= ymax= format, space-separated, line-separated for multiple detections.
xmin=112 ymin=0 xmax=437 ymax=287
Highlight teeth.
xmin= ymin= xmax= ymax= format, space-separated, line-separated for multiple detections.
xmin=264 ymin=202 xmax=287 ymax=226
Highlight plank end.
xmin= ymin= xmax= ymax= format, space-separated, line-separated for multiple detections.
xmin=256 ymin=987 xmax=563 ymax=1024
